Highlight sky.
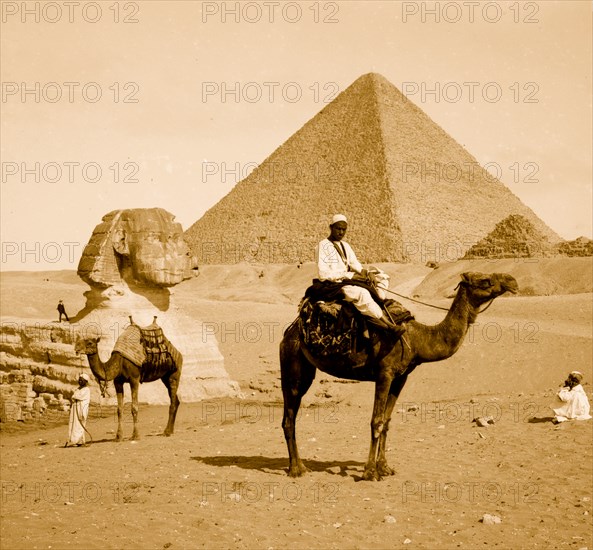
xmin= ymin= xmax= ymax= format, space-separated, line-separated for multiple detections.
xmin=1 ymin=0 xmax=592 ymax=270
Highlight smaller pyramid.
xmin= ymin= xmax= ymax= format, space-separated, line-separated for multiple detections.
xmin=556 ymin=237 xmax=593 ymax=257
xmin=462 ymin=215 xmax=553 ymax=259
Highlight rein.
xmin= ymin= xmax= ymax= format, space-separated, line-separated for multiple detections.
xmin=75 ymin=400 xmax=93 ymax=444
xmin=477 ymin=298 xmax=495 ymax=313
xmin=95 ymin=345 xmax=110 ymax=398
xmin=93 ymin=351 xmax=109 ymax=398
xmin=381 ymin=287 xmax=449 ymax=311
xmin=65 ymin=401 xmax=93 ymax=448
xmin=83 ymin=346 xmax=109 ymax=398
xmin=382 ymin=280 xmax=497 ymax=314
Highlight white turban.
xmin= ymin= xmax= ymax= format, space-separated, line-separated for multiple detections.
xmin=331 ymin=214 xmax=347 ymax=225
xmin=570 ymin=371 xmax=584 ymax=382
xmin=79 ymin=373 xmax=90 ymax=382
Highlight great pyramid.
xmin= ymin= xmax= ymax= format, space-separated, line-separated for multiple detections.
xmin=185 ymin=73 xmax=560 ymax=264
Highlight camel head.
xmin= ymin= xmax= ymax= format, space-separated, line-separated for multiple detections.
xmin=459 ymin=272 xmax=518 ymax=305
xmin=74 ymin=336 xmax=101 ymax=356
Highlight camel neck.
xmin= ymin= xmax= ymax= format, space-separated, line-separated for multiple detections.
xmin=441 ymin=284 xmax=479 ymax=330
xmin=87 ymin=352 xmax=117 ymax=381
xmin=412 ymin=284 xmax=479 ymax=363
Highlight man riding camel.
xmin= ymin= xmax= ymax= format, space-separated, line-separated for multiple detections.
xmin=316 ymin=214 xmax=405 ymax=336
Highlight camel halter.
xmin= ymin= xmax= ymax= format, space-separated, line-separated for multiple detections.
xmin=453 ymin=280 xmax=496 ymax=313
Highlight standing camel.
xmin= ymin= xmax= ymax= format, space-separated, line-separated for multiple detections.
xmin=280 ymin=271 xmax=518 ymax=480
xmin=75 ymin=333 xmax=182 ymax=441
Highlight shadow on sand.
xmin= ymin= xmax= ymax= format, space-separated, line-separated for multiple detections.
xmin=527 ymin=416 xmax=555 ymax=424
xmin=62 ymin=437 xmax=115 ymax=446
xmin=191 ymin=455 xmax=364 ymax=477
xmin=83 ymin=431 xmax=174 ymax=444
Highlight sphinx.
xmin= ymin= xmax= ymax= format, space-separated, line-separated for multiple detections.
xmin=74 ymin=208 xmax=240 ymax=406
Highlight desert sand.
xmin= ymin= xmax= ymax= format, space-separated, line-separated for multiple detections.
xmin=1 ymin=260 xmax=592 ymax=550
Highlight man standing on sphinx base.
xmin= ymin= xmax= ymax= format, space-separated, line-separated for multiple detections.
xmin=57 ymin=300 xmax=69 ymax=322
xmin=316 ymin=214 xmax=405 ymax=336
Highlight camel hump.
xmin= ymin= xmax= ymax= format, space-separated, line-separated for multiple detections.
xmin=113 ymin=323 xmax=181 ymax=374
xmin=139 ymin=325 xmax=167 ymax=349
xmin=113 ymin=325 xmax=145 ymax=366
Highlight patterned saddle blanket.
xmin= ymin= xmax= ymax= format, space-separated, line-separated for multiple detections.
xmin=113 ymin=318 xmax=181 ymax=380
xmin=298 ymin=297 xmax=413 ymax=361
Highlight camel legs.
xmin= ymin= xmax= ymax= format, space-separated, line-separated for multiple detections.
xmin=281 ymin=347 xmax=316 ymax=478
xmin=114 ymin=379 xmax=125 ymax=442
xmin=376 ymin=374 xmax=408 ymax=477
xmin=162 ymin=371 xmax=181 ymax=436
xmin=130 ymin=378 xmax=140 ymax=440
xmin=363 ymin=371 xmax=395 ymax=481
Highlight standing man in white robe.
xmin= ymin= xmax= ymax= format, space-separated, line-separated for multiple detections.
xmin=553 ymin=371 xmax=592 ymax=423
xmin=316 ymin=214 xmax=404 ymax=335
xmin=67 ymin=373 xmax=91 ymax=446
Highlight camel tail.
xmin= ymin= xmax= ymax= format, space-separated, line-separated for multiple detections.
xmin=283 ymin=317 xmax=300 ymax=337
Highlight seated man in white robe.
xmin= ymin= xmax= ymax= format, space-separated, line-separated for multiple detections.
xmin=67 ymin=373 xmax=91 ymax=446
xmin=552 ymin=371 xmax=592 ymax=423
xmin=316 ymin=214 xmax=404 ymax=336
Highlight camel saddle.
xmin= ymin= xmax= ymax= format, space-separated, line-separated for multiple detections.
xmin=298 ymin=280 xmax=413 ymax=364
xmin=113 ymin=317 xmax=181 ymax=381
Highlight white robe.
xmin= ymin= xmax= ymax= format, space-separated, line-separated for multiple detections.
xmin=316 ymin=239 xmax=389 ymax=319
xmin=317 ymin=238 xmax=363 ymax=282
xmin=553 ymin=384 xmax=592 ymax=422
xmin=68 ymin=386 xmax=91 ymax=445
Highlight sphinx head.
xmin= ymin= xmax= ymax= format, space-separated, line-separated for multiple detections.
xmin=77 ymin=208 xmax=198 ymax=288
